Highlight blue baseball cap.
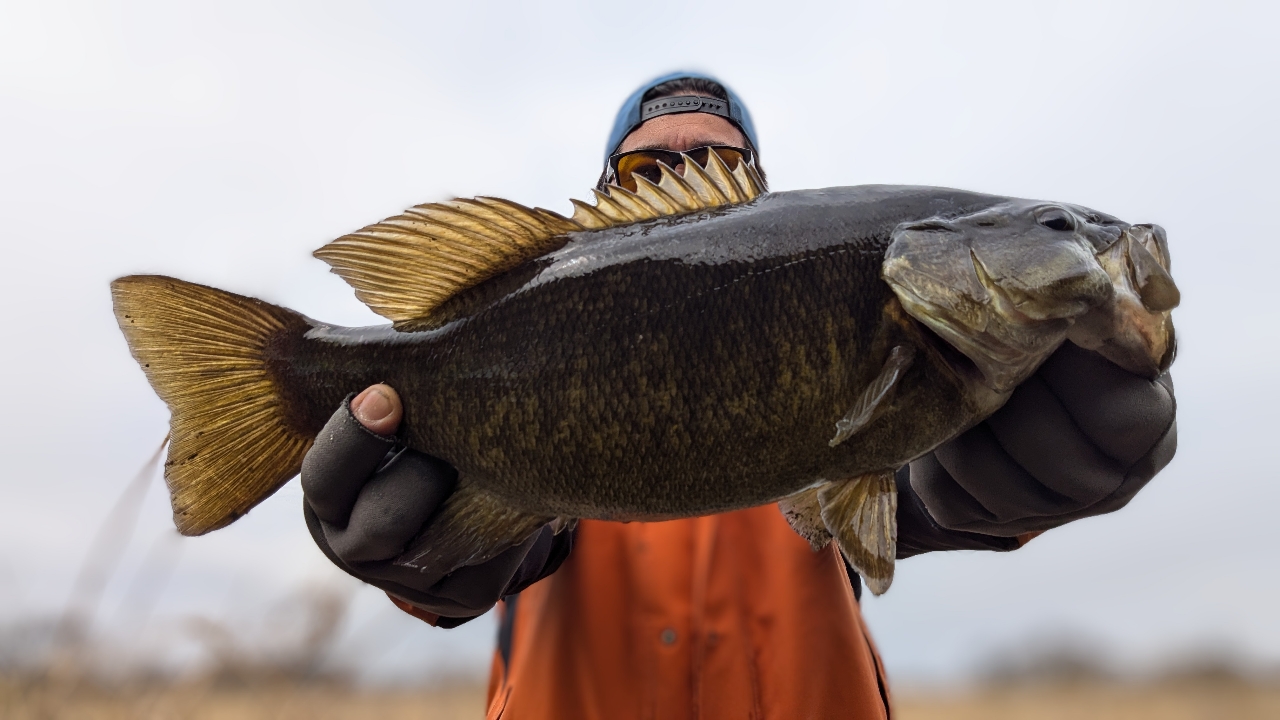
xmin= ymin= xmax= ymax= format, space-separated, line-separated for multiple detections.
xmin=604 ymin=71 xmax=760 ymax=163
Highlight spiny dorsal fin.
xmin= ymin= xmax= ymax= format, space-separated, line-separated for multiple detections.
xmin=570 ymin=152 xmax=765 ymax=229
xmin=315 ymin=153 xmax=766 ymax=327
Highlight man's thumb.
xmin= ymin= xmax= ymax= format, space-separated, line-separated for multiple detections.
xmin=350 ymin=384 xmax=403 ymax=436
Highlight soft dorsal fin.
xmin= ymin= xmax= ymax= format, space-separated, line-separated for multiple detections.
xmin=314 ymin=153 xmax=766 ymax=327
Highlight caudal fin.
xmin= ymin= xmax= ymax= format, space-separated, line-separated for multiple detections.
xmin=111 ymin=275 xmax=314 ymax=535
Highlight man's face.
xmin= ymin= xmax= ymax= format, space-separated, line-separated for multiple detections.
xmin=616 ymin=104 xmax=747 ymax=176
xmin=617 ymin=110 xmax=746 ymax=153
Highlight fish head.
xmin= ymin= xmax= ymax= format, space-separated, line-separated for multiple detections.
xmin=882 ymin=200 xmax=1177 ymax=392
xmin=1065 ymin=221 xmax=1179 ymax=378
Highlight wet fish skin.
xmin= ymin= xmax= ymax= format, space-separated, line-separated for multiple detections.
xmin=269 ymin=186 xmax=1018 ymax=520
xmin=112 ymin=168 xmax=1177 ymax=594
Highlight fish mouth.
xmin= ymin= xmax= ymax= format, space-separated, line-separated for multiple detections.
xmin=882 ymin=203 xmax=1179 ymax=393
xmin=1066 ymin=223 xmax=1179 ymax=377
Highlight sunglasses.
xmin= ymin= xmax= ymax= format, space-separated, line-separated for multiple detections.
xmin=607 ymin=145 xmax=755 ymax=192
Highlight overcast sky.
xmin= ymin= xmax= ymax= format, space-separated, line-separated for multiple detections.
xmin=1 ymin=0 xmax=1276 ymax=685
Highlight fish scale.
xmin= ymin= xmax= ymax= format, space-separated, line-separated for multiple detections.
xmin=111 ymin=156 xmax=1177 ymax=595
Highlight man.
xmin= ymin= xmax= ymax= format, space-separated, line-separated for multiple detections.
xmin=301 ymin=72 xmax=1177 ymax=718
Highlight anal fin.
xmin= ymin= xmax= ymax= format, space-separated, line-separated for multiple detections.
xmin=819 ymin=470 xmax=898 ymax=595
xmin=779 ymin=485 xmax=832 ymax=550
xmin=394 ymin=478 xmax=552 ymax=582
xmin=830 ymin=345 xmax=915 ymax=447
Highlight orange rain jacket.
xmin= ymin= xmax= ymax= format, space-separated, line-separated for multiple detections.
xmin=480 ymin=505 xmax=891 ymax=720
xmin=386 ymin=479 xmax=1025 ymax=717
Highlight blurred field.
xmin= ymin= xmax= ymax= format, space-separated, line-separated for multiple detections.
xmin=0 ymin=677 xmax=487 ymax=720
xmin=5 ymin=676 xmax=1280 ymax=719
xmin=896 ymin=679 xmax=1280 ymax=720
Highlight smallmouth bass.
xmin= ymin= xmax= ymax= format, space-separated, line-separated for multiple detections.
xmin=112 ymin=155 xmax=1178 ymax=593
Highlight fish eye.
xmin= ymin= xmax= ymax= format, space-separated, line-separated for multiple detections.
xmin=1036 ymin=207 xmax=1077 ymax=232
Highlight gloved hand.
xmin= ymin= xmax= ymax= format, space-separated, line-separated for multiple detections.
xmin=301 ymin=385 xmax=571 ymax=626
xmin=908 ymin=342 xmax=1177 ymax=538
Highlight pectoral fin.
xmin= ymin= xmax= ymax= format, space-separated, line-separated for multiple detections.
xmin=394 ymin=478 xmax=552 ymax=583
xmin=819 ymin=470 xmax=898 ymax=595
xmin=830 ymin=345 xmax=915 ymax=447
xmin=779 ymin=485 xmax=833 ymax=550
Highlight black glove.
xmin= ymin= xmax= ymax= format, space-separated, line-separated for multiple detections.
xmin=301 ymin=398 xmax=572 ymax=626
xmin=907 ymin=342 xmax=1177 ymax=538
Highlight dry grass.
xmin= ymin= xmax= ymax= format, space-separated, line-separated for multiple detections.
xmin=895 ymin=679 xmax=1280 ymax=720
xmin=0 ymin=678 xmax=487 ymax=720
xmin=6 ymin=676 xmax=1280 ymax=719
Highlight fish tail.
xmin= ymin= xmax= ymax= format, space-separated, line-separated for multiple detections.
xmin=111 ymin=275 xmax=315 ymax=536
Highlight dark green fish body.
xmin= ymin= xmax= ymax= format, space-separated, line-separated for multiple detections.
xmin=113 ymin=155 xmax=1178 ymax=593
xmin=277 ymin=186 xmax=1006 ymax=519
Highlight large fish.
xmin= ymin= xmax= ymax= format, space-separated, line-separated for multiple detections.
xmin=111 ymin=154 xmax=1178 ymax=594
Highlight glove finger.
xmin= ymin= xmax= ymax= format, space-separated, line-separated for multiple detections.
xmin=923 ymin=422 xmax=1084 ymax=533
xmin=1039 ymin=343 xmax=1177 ymax=466
xmin=907 ymin=453 xmax=1001 ymax=531
xmin=895 ymin=465 xmax=1020 ymax=557
xmin=328 ymin=451 xmax=458 ymax=564
xmin=300 ymin=397 xmax=397 ymax=526
xmin=983 ymin=375 xmax=1126 ymax=506
xmin=429 ymin=531 xmax=541 ymax=609
xmin=1023 ymin=419 xmax=1177 ymax=532
xmin=305 ymin=500 xmax=497 ymax=617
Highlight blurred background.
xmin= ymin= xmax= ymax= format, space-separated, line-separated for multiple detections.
xmin=2 ymin=0 xmax=1277 ymax=717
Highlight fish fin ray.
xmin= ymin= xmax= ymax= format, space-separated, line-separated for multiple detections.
xmin=590 ymin=188 xmax=643 ymax=223
xmin=570 ymin=198 xmax=612 ymax=229
xmin=731 ymin=154 xmax=767 ymax=197
xmin=657 ymin=162 xmax=702 ymax=211
xmin=604 ymin=185 xmax=663 ymax=220
xmin=779 ymin=484 xmax=833 ymax=550
xmin=111 ymin=275 xmax=314 ymax=535
xmin=830 ymin=345 xmax=916 ymax=447
xmin=589 ymin=151 xmax=765 ymax=223
xmin=702 ymin=145 xmax=747 ymax=203
xmin=394 ymin=478 xmax=552 ymax=581
xmin=680 ymin=152 xmax=730 ymax=205
xmin=315 ymin=153 xmax=764 ymax=326
xmin=315 ymin=199 xmax=579 ymax=326
xmin=631 ymin=174 xmax=683 ymax=215
xmin=819 ymin=470 xmax=898 ymax=595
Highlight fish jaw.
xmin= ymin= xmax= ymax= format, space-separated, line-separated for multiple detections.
xmin=882 ymin=201 xmax=1118 ymax=392
xmin=1066 ymin=223 xmax=1179 ymax=378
